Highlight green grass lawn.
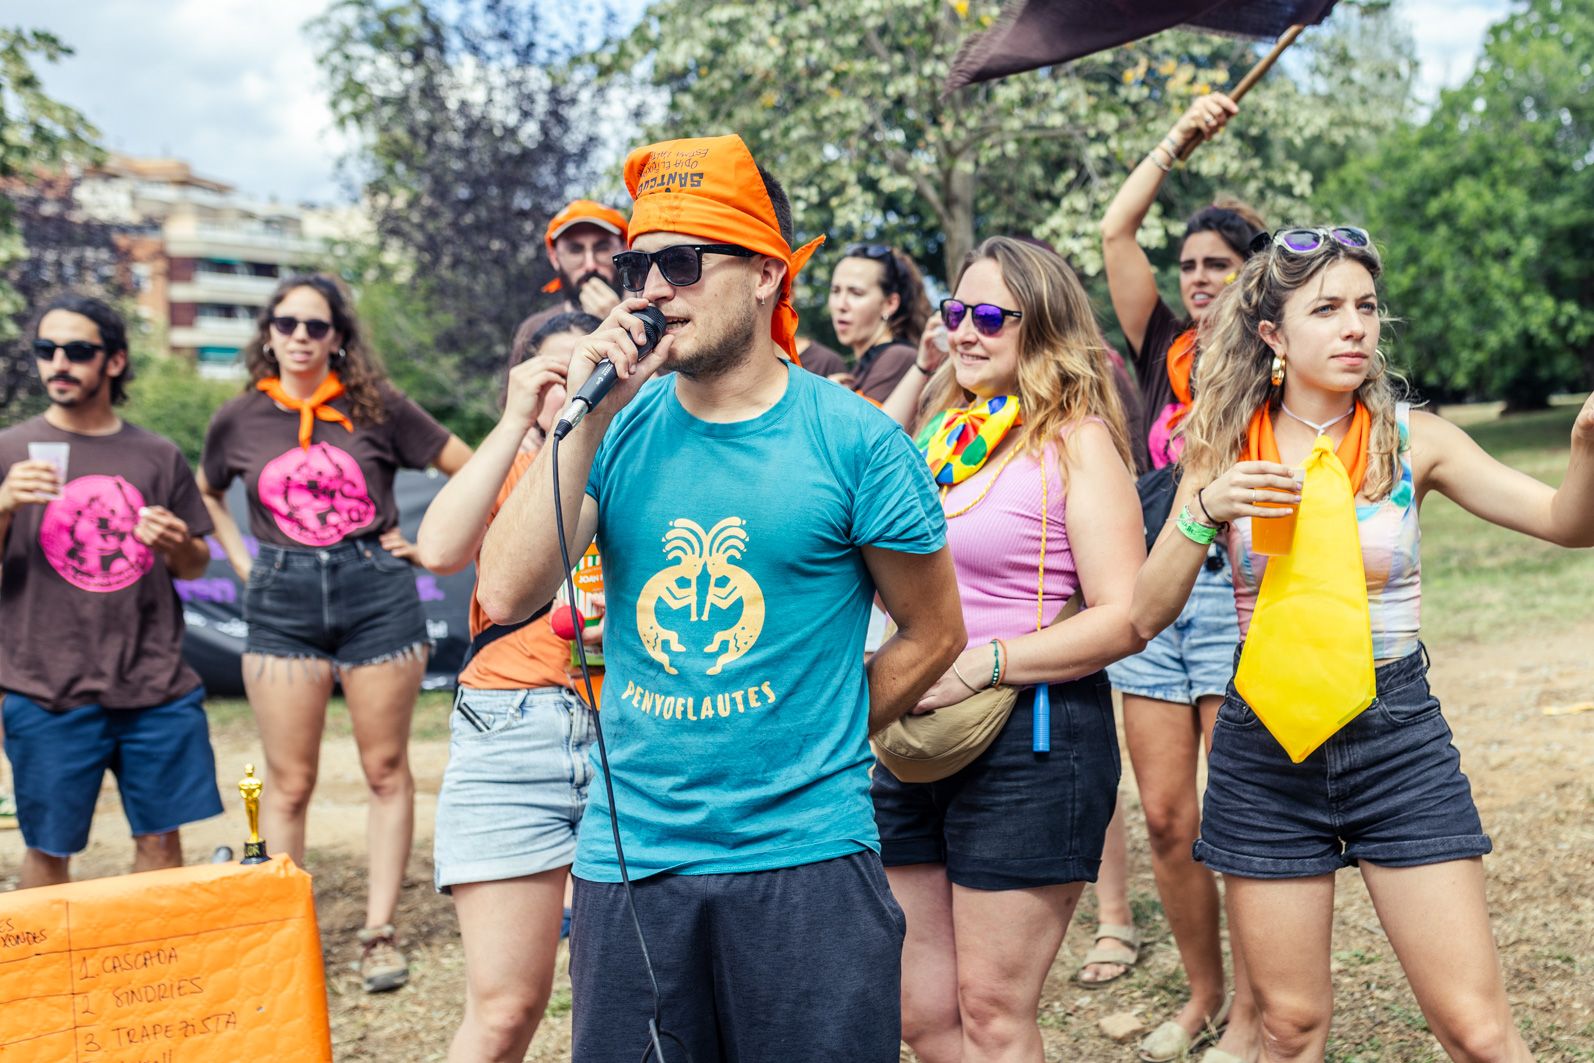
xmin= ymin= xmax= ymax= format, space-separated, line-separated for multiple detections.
xmin=1421 ymin=396 xmax=1594 ymax=644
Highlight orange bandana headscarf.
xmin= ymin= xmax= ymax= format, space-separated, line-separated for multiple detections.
xmin=623 ymin=134 xmax=825 ymax=362
xmin=1244 ymin=400 xmax=1371 ymax=494
xmin=541 ymin=199 xmax=629 ymax=294
xmin=258 ymin=372 xmax=354 ymax=450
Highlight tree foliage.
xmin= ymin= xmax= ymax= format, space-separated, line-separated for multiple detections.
xmin=611 ymin=0 xmax=1414 ymax=310
xmin=1340 ymin=0 xmax=1594 ymax=408
xmin=0 ymin=28 xmax=106 ymax=422
xmin=312 ymin=0 xmax=631 ymax=437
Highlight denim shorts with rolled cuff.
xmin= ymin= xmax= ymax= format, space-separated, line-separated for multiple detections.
xmin=242 ymin=538 xmax=429 ymax=668
xmin=872 ymin=671 xmax=1120 ymax=891
xmin=1193 ymin=645 xmax=1493 ymax=879
xmin=2 ymin=685 xmax=224 ymax=856
xmin=433 ymin=687 xmax=595 ymax=892
xmin=1108 ymin=549 xmax=1239 ymax=705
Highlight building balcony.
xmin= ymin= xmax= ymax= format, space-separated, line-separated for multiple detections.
xmin=164 ymin=225 xmax=325 ymax=266
xmin=170 ymin=319 xmax=254 ymax=349
xmin=170 ymin=272 xmax=282 ymax=305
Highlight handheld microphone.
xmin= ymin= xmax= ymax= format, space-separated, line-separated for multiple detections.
xmin=552 ymin=306 xmax=667 ymax=440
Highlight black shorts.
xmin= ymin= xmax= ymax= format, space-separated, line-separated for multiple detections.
xmin=569 ymin=852 xmax=905 ymax=1063
xmin=872 ymin=672 xmax=1121 ymax=890
xmin=243 ymin=538 xmax=428 ymax=667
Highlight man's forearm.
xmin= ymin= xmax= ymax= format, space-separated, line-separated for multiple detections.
xmin=164 ymin=535 xmax=212 ymax=581
xmin=866 ymin=622 xmax=963 ymax=735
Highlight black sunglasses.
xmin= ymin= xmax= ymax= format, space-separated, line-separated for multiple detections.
xmin=33 ymin=339 xmax=106 ymax=363
xmin=270 ymin=315 xmax=334 ymax=341
xmin=940 ymin=298 xmax=1022 ymax=337
xmin=844 ymin=243 xmax=903 ymax=288
xmin=613 ymin=244 xmax=757 ymax=293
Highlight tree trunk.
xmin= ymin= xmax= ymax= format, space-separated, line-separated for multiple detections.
xmin=941 ymin=162 xmax=977 ymax=285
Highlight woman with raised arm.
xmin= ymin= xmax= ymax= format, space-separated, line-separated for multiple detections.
xmin=1098 ymin=89 xmax=1264 ymax=1063
xmin=1136 ymin=225 xmax=1593 ymax=1062
xmin=876 ymin=236 xmax=1146 ymax=1062
xmin=198 ymin=274 xmax=471 ymax=993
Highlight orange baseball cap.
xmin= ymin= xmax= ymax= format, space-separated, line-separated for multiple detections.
xmin=623 ymin=134 xmax=824 ymax=362
xmin=542 ymin=200 xmax=628 ymax=293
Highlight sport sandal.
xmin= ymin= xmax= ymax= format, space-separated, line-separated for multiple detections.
xmin=1074 ymin=923 xmax=1140 ymax=987
xmin=357 ymin=923 xmax=409 ymax=993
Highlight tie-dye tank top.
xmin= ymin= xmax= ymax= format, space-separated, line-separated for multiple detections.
xmin=1226 ymin=402 xmax=1420 ymax=661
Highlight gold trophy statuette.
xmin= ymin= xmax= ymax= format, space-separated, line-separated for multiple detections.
xmin=239 ymin=764 xmax=268 ymax=864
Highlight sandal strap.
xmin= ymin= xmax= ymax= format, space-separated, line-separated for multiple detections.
xmin=1081 ymin=940 xmax=1140 ymax=967
xmin=1093 ymin=922 xmax=1140 ymax=947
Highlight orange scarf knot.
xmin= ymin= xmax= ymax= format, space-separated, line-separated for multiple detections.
xmin=1243 ymin=400 xmax=1370 ymax=494
xmin=257 ymin=372 xmax=355 ymax=450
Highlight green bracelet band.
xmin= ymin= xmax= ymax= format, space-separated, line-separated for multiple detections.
xmin=1176 ymin=505 xmax=1220 ymax=546
xmin=989 ymin=639 xmax=1002 ymax=689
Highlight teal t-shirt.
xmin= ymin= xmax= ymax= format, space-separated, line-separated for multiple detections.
xmin=573 ymin=363 xmax=946 ymax=881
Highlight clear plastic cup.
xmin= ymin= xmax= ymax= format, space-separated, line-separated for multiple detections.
xmin=28 ymin=442 xmax=69 ymax=498
xmin=1250 ymin=488 xmax=1298 ymax=556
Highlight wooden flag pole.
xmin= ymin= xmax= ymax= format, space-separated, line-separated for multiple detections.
xmin=1175 ymin=23 xmax=1308 ymax=160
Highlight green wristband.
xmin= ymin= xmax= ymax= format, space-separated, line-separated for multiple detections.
xmin=990 ymin=639 xmax=1002 ymax=689
xmin=1176 ymin=505 xmax=1220 ymax=546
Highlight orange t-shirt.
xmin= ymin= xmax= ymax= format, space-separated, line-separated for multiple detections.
xmin=458 ymin=450 xmax=575 ymax=691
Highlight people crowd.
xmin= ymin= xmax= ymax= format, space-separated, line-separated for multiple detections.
xmin=3 ymin=92 xmax=1592 ymax=1063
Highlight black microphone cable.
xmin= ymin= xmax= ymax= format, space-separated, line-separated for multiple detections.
xmin=551 ymin=430 xmax=691 ymax=1063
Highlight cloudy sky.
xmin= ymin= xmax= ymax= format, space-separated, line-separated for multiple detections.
xmin=14 ymin=0 xmax=1507 ymax=205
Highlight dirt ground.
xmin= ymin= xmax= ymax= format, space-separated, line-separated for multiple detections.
xmin=4 ymin=622 xmax=1592 ymax=1061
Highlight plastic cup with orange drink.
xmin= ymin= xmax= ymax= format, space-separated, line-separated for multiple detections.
xmin=1250 ymin=471 xmax=1303 ymax=556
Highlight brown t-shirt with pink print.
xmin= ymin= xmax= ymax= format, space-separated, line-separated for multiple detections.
xmin=200 ymin=383 xmax=450 ymax=549
xmin=0 ymin=417 xmax=214 ymax=711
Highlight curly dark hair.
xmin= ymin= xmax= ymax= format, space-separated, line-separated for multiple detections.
xmin=244 ymin=274 xmax=389 ymax=426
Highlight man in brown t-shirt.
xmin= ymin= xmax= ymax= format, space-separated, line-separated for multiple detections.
xmin=520 ymin=199 xmax=630 ymax=337
xmin=0 ymin=294 xmax=222 ymax=889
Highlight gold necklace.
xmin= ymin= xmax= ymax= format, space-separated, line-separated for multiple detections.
xmin=941 ymin=447 xmax=1023 ymax=519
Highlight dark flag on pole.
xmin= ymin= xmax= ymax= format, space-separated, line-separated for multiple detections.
xmin=947 ymin=0 xmax=1340 ymax=90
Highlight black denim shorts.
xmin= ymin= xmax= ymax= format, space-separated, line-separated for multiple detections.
xmin=243 ymin=537 xmax=429 ymax=667
xmin=1194 ymin=645 xmax=1493 ymax=879
xmin=872 ymin=671 xmax=1120 ymax=891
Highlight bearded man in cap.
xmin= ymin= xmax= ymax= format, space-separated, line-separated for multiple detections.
xmin=523 ymin=199 xmax=630 ymax=335
xmin=478 ymin=135 xmax=963 ymax=1061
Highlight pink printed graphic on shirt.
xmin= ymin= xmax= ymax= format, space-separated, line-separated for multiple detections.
xmin=38 ymin=475 xmax=154 ymax=592
xmin=257 ymin=442 xmax=376 ymax=546
xmin=1148 ymin=401 xmax=1187 ymax=470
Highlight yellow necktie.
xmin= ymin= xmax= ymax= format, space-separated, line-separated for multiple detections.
xmin=1234 ymin=435 xmax=1377 ymax=763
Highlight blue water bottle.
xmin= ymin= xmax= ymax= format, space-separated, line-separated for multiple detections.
xmin=1032 ymin=683 xmax=1051 ymax=754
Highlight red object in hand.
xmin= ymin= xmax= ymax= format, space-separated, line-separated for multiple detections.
xmin=550 ymin=604 xmax=586 ymax=641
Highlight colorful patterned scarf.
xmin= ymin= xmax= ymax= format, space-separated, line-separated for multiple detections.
xmin=917 ymin=395 xmax=1022 ymax=485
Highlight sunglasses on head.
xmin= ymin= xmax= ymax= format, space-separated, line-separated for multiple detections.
xmin=613 ymin=244 xmax=757 ymax=293
xmin=1249 ymin=226 xmax=1372 ymax=256
xmin=940 ymin=298 xmax=1022 ymax=337
xmin=844 ymin=243 xmax=902 ymax=287
xmin=33 ymin=339 xmax=106 ymax=363
xmin=270 ymin=315 xmax=334 ymax=340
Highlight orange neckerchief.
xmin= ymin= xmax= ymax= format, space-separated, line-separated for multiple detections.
xmin=257 ymin=372 xmax=354 ymax=450
xmin=1244 ymin=400 xmax=1371 ymax=494
xmin=623 ymin=134 xmax=825 ymax=363
xmin=1164 ymin=328 xmax=1197 ymax=430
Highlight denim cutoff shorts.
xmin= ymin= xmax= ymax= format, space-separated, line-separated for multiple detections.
xmin=1109 ymin=548 xmax=1239 ymax=705
xmin=433 ymin=686 xmax=596 ymax=891
xmin=872 ymin=671 xmax=1120 ymax=890
xmin=243 ymin=537 xmax=428 ymax=667
xmin=1194 ymin=645 xmax=1493 ymax=878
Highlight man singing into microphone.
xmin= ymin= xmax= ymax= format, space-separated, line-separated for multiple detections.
xmin=478 ymin=134 xmax=964 ymax=1061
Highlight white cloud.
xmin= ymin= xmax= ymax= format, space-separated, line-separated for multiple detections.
xmin=1400 ymin=0 xmax=1508 ymax=102
xmin=14 ymin=0 xmax=354 ymax=204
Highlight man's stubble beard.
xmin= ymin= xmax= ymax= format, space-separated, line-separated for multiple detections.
xmin=672 ymin=295 xmax=760 ymax=382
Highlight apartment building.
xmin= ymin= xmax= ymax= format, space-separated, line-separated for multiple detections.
xmin=77 ymin=156 xmax=334 ymax=376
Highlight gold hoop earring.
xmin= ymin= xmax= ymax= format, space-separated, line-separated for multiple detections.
xmin=1270 ymin=352 xmax=1286 ymax=387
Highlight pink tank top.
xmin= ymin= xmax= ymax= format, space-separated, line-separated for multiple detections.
xmin=941 ymin=436 xmax=1082 ymax=649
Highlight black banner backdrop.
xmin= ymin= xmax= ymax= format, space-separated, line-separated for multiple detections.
xmin=175 ymin=471 xmax=474 ymax=697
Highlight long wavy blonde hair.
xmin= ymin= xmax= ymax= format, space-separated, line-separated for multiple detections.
xmin=1180 ymin=233 xmax=1405 ymax=501
xmin=912 ymin=237 xmax=1132 ymax=476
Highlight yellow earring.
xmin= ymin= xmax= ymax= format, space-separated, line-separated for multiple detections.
xmin=1271 ymin=352 xmax=1286 ymax=387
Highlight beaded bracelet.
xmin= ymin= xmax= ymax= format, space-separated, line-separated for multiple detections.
xmin=989 ymin=639 xmax=1003 ymax=689
xmin=1176 ymin=505 xmax=1220 ymax=546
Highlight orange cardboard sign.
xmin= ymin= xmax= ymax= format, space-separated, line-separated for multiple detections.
xmin=0 ymin=855 xmax=331 ymax=1062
